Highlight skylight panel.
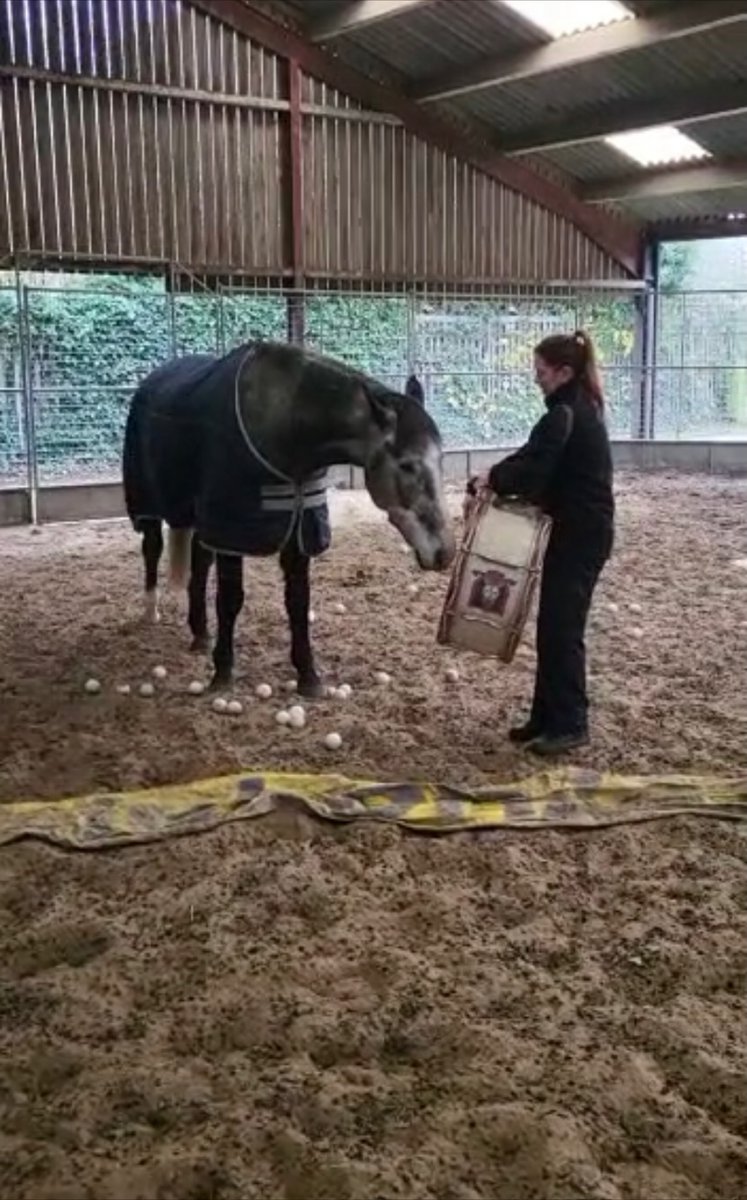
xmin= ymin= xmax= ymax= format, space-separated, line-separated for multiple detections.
xmin=605 ymin=126 xmax=711 ymax=167
xmin=502 ymin=0 xmax=634 ymax=40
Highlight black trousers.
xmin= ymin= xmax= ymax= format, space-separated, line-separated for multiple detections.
xmin=529 ymin=526 xmax=612 ymax=737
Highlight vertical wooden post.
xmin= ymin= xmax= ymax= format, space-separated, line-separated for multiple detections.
xmin=285 ymin=57 xmax=305 ymax=344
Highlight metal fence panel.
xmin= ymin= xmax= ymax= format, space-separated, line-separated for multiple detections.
xmin=655 ymin=290 xmax=747 ymax=439
xmin=0 ymin=284 xmax=27 ymax=485
xmin=7 ymin=275 xmax=745 ymax=511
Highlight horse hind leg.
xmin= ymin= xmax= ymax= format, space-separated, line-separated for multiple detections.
xmin=280 ymin=541 xmax=323 ymax=698
xmin=211 ymin=552 xmax=245 ymax=690
xmin=140 ymin=519 xmax=164 ymax=623
xmin=188 ymin=538 xmax=213 ymax=653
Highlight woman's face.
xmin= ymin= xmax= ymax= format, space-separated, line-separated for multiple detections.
xmin=534 ymin=354 xmax=573 ymax=397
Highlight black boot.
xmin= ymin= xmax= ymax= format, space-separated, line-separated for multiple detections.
xmin=508 ymin=721 xmax=543 ymax=745
xmin=528 ymin=731 xmax=589 ymax=757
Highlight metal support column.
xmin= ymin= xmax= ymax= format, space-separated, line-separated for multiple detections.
xmin=640 ymin=240 xmax=660 ymax=439
xmin=15 ymin=269 xmax=39 ymax=526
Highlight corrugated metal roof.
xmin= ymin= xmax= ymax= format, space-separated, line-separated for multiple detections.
xmin=444 ymin=22 xmax=747 ymax=137
xmin=260 ymin=0 xmax=747 ymax=229
xmin=622 ymin=187 xmax=747 ymax=222
xmin=331 ymin=0 xmax=542 ymax=83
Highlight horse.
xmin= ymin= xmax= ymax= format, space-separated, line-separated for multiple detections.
xmin=123 ymin=341 xmax=455 ymax=695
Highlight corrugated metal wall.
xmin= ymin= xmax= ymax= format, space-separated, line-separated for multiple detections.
xmin=0 ymin=0 xmax=627 ymax=282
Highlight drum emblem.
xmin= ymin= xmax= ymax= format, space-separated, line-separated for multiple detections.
xmin=468 ymin=568 xmax=516 ymax=616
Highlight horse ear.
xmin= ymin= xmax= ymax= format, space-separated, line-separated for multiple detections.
xmin=363 ymin=385 xmax=397 ymax=441
xmin=405 ymin=374 xmax=425 ymax=406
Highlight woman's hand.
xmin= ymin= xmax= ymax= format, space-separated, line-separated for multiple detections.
xmin=463 ymin=473 xmax=491 ymax=522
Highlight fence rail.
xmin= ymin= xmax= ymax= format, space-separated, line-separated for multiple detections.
xmin=1 ymin=272 xmax=746 ymax=519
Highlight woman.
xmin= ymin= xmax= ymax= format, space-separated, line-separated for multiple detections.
xmin=466 ymin=330 xmax=614 ymax=757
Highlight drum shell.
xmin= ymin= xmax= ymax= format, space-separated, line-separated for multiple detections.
xmin=437 ymin=498 xmax=551 ymax=663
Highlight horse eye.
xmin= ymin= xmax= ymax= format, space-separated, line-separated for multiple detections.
xmin=399 ymin=460 xmax=419 ymax=476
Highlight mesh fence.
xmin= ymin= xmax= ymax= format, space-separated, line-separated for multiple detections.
xmin=655 ymin=291 xmax=747 ymax=438
xmin=1 ymin=271 xmax=744 ymax=496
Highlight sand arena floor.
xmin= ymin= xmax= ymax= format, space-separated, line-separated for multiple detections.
xmin=0 ymin=472 xmax=745 ymax=1199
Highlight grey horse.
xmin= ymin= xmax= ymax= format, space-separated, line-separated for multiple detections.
xmin=123 ymin=341 xmax=455 ymax=694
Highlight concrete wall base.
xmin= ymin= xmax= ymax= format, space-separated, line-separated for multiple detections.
xmin=2 ymin=442 xmax=745 ymax=528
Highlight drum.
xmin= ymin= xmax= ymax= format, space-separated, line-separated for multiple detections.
xmin=437 ymin=495 xmax=551 ymax=663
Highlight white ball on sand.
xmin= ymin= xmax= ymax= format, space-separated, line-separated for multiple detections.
xmin=444 ymin=666 xmax=460 ymax=683
xmin=324 ymin=732 xmax=342 ymax=751
xmin=628 ymin=602 xmax=643 ymax=614
xmin=212 ymin=696 xmax=228 ymax=713
xmin=256 ymin=683 xmax=273 ymax=700
xmin=332 ymin=602 xmax=347 ymax=615
xmin=187 ymin=680 xmax=205 ymax=696
xmin=276 ymin=709 xmax=291 ymax=726
xmin=731 ymin=557 xmax=747 ymax=570
xmin=374 ymin=670 xmax=392 ymax=686
xmin=226 ymin=699 xmax=243 ymax=715
xmin=327 ymin=685 xmax=339 ymax=698
xmin=284 ymin=679 xmax=298 ymax=694
xmin=408 ymin=583 xmax=419 ymax=596
xmin=139 ymin=682 xmax=155 ymax=697
xmin=152 ymin=665 xmax=167 ymax=680
xmin=84 ymin=678 xmax=101 ymax=694
xmin=309 ymin=609 xmax=316 ymax=624
xmin=630 ymin=626 xmax=644 ymax=640
xmin=288 ymin=704 xmax=306 ymax=729
xmin=337 ymin=683 xmax=352 ymax=700
xmin=607 ymin=601 xmax=619 ymax=613
xmin=115 ymin=683 xmax=131 ymax=696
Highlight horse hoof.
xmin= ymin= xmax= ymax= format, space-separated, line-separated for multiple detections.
xmin=209 ymin=672 xmax=232 ymax=692
xmin=190 ymin=635 xmax=209 ymax=653
xmin=298 ymin=676 xmax=324 ymax=699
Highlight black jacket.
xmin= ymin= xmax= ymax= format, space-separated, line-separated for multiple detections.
xmin=488 ymin=380 xmax=614 ymax=537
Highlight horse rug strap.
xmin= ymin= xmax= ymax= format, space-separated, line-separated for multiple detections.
xmin=125 ymin=344 xmax=331 ymax=558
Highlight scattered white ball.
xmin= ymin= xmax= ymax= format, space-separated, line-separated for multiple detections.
xmin=326 ymin=685 xmax=339 ymax=698
xmin=115 ymin=684 xmax=131 ymax=696
xmin=84 ymin=678 xmax=101 ymax=695
xmin=444 ymin=666 xmax=460 ymax=683
xmin=337 ymin=683 xmax=352 ymax=700
xmin=731 ymin=557 xmax=747 ymax=570
xmin=256 ymin=683 xmax=273 ymax=700
xmin=226 ymin=699 xmax=243 ymax=715
xmin=283 ymin=679 xmax=298 ymax=694
xmin=630 ymin=626 xmax=644 ymax=640
xmin=606 ymin=601 xmax=620 ymax=613
xmin=374 ymin=670 xmax=392 ymax=686
xmin=139 ymin=682 xmax=155 ymax=697
xmin=152 ymin=665 xmax=167 ymax=680
xmin=308 ymin=609 xmax=316 ymax=625
xmin=212 ymin=697 xmax=228 ymax=713
xmin=628 ymin=602 xmax=643 ymax=614
xmin=276 ymin=709 xmax=291 ymax=726
xmin=333 ymin=602 xmax=347 ymax=615
xmin=187 ymin=680 xmax=205 ymax=696
xmin=324 ymin=732 xmax=342 ymax=751
xmin=288 ymin=704 xmax=306 ymax=729
xmin=408 ymin=583 xmax=419 ymax=596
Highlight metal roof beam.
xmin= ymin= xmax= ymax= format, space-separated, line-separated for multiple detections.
xmin=309 ymin=0 xmax=433 ymax=43
xmin=188 ymin=0 xmax=642 ymax=275
xmin=584 ymin=161 xmax=747 ymax=203
xmin=414 ymin=1 xmax=747 ymax=103
xmin=498 ymin=83 xmax=747 ymax=156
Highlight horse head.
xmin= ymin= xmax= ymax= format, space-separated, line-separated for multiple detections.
xmin=362 ymin=384 xmax=456 ymax=572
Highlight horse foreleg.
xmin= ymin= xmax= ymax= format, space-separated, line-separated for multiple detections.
xmin=141 ymin=519 xmax=164 ymax=623
xmin=211 ymin=552 xmax=244 ymax=689
xmin=188 ymin=538 xmax=214 ymax=652
xmin=280 ymin=542 xmax=323 ymax=698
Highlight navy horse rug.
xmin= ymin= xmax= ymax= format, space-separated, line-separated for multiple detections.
xmin=123 ymin=344 xmax=331 ymax=558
